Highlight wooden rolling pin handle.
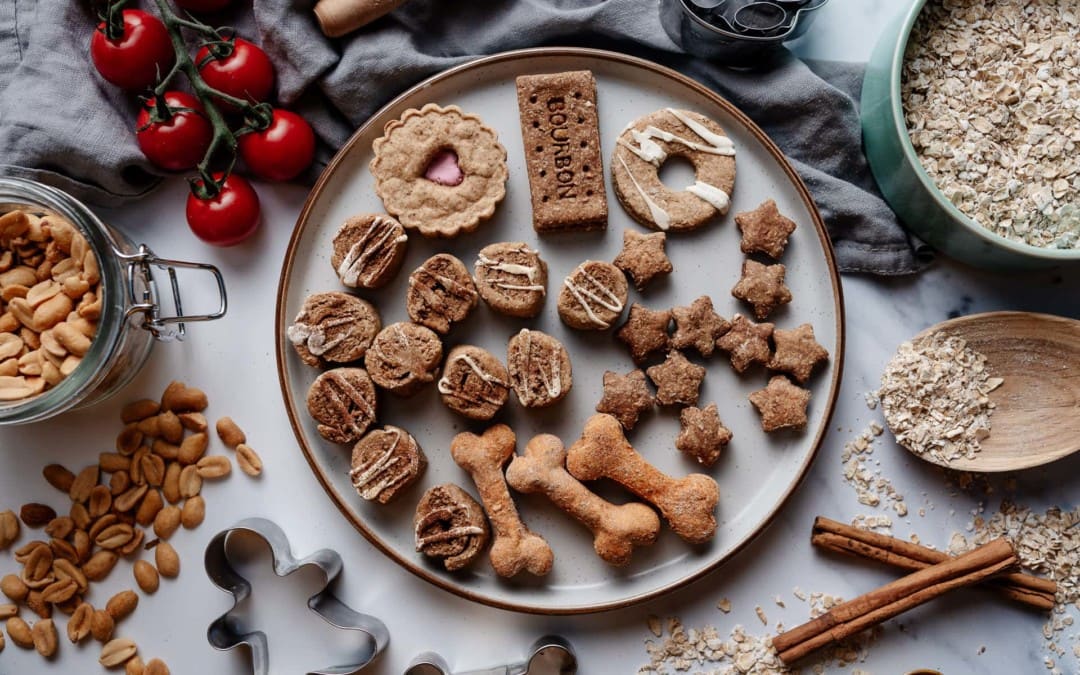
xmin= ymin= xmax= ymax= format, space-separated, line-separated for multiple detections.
xmin=314 ymin=0 xmax=409 ymax=38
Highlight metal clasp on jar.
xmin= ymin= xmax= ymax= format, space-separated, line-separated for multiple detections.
xmin=121 ymin=244 xmax=227 ymax=341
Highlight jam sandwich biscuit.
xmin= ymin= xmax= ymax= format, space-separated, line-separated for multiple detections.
xmin=371 ymin=103 xmax=508 ymax=238
xmin=516 ymin=70 xmax=607 ymax=233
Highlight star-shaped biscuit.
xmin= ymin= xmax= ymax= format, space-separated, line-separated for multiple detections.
xmin=596 ymin=369 xmax=654 ymax=430
xmin=613 ymin=230 xmax=673 ymax=291
xmin=676 ymin=403 xmax=732 ymax=467
xmin=731 ymin=259 xmax=792 ymax=320
xmin=748 ymin=375 xmax=811 ymax=432
xmin=671 ymin=295 xmax=730 ymax=357
xmin=715 ymin=313 xmax=774 ymax=373
xmin=646 ymin=350 xmax=706 ymax=407
xmin=735 ymin=199 xmax=797 ymax=259
xmin=767 ymin=323 xmax=829 ymax=383
xmin=616 ymin=303 xmax=672 ymax=364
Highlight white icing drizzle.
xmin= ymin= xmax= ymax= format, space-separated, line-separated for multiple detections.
xmin=664 ymin=108 xmax=737 ymax=156
xmin=617 ymin=130 xmax=668 ymax=165
xmin=414 ymin=505 xmax=484 ymax=549
xmin=616 ymin=155 xmax=671 ymax=230
xmin=562 ymin=263 xmax=626 ymax=328
xmin=515 ymin=330 xmax=562 ymax=405
xmin=437 ymin=352 xmax=508 ymax=405
xmin=287 ymin=314 xmax=354 ymax=356
xmin=350 ymin=429 xmax=411 ymax=500
xmin=337 ymin=216 xmax=407 ymax=287
xmin=686 ymin=181 xmax=731 ymax=213
xmin=476 ymin=247 xmax=545 ymax=296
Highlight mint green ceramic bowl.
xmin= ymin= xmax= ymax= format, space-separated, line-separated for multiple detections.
xmin=861 ymin=0 xmax=1080 ymax=271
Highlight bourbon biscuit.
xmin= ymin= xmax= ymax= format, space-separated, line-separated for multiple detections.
xmin=507 ymin=329 xmax=572 ymax=408
xmin=350 ymin=426 xmax=425 ymax=505
xmin=516 ymin=70 xmax=607 ymax=233
xmin=287 ymin=292 xmax=381 ymax=368
xmin=330 ymin=214 xmax=408 ymax=289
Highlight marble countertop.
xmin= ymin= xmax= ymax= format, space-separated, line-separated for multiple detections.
xmin=3 ymin=1 xmax=1079 ymax=673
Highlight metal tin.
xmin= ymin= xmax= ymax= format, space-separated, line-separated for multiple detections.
xmin=0 ymin=176 xmax=226 ymax=424
xmin=660 ymin=0 xmax=828 ymax=66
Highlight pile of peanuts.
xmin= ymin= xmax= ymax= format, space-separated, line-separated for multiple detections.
xmin=0 ymin=208 xmax=103 ymax=402
xmin=0 ymin=381 xmax=262 ymax=671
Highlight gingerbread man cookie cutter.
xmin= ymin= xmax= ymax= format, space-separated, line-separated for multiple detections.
xmin=405 ymin=635 xmax=577 ymax=675
xmin=204 ymin=518 xmax=389 ymax=675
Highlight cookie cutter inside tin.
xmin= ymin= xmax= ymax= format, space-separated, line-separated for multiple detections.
xmin=405 ymin=635 xmax=577 ymax=675
xmin=205 ymin=518 xmax=389 ymax=675
xmin=661 ymin=0 xmax=829 ymax=66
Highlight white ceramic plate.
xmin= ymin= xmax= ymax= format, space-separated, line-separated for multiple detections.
xmin=276 ymin=48 xmax=844 ymax=614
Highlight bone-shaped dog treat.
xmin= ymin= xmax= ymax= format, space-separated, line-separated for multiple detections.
xmin=450 ymin=425 xmax=554 ymax=577
xmin=507 ymin=434 xmax=660 ymax=566
xmin=567 ymin=414 xmax=719 ymax=545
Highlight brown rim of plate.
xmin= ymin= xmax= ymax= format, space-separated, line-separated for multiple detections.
xmin=275 ymin=46 xmax=847 ymax=615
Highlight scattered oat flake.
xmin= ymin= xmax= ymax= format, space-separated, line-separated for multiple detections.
xmin=717 ymin=597 xmax=732 ymax=613
xmin=755 ymin=606 xmax=768 ymax=625
xmin=647 ymin=615 xmax=662 ymax=637
xmin=774 ymin=595 xmax=786 ymax=609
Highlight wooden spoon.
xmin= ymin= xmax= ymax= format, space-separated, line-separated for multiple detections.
xmin=884 ymin=311 xmax=1080 ymax=472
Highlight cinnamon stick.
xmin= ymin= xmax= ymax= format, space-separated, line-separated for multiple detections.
xmin=812 ymin=516 xmax=1057 ymax=611
xmin=772 ymin=537 xmax=1018 ymax=665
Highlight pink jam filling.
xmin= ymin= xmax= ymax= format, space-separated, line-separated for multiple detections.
xmin=423 ymin=149 xmax=464 ymax=186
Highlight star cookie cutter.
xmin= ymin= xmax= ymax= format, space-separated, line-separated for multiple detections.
xmin=204 ymin=518 xmax=389 ymax=675
xmin=404 ymin=635 xmax=577 ymax=675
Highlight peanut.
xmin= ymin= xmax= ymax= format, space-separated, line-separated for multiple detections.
xmin=153 ymin=506 xmax=181 ymax=540
xmin=133 ymin=560 xmax=159 ymax=594
xmin=155 ymin=541 xmax=180 ymax=578
xmin=178 ymin=432 xmax=208 ymax=465
xmin=105 ymin=590 xmax=138 ymax=622
xmin=145 ymin=658 xmax=170 ymax=675
xmin=44 ymin=516 xmax=74 ymax=539
xmin=67 ymin=602 xmax=92 ymax=643
xmin=215 ymin=416 xmax=246 ymax=448
xmin=162 ymin=462 xmax=181 ymax=503
xmin=0 ymin=603 xmax=16 ymax=619
xmin=31 ymin=617 xmax=58 ymax=657
xmin=178 ymin=465 xmax=202 ymax=499
xmin=90 ymin=608 xmax=114 ymax=642
xmin=135 ymin=489 xmax=164 ymax=527
xmin=2 ymin=574 xmax=29 ymax=602
xmin=196 ymin=455 xmax=231 ymax=479
xmin=82 ymin=551 xmax=119 ymax=582
xmin=180 ymin=496 xmax=204 ymax=530
xmin=6 ymin=616 xmax=33 ymax=648
xmin=19 ymin=502 xmax=56 ymax=528
xmin=160 ymin=381 xmax=208 ymax=412
xmin=88 ymin=485 xmax=113 ymax=519
xmin=157 ymin=411 xmax=183 ymax=443
xmin=177 ymin=412 xmax=207 ymax=432
xmin=0 ymin=509 xmax=19 ymax=548
xmin=100 ymin=637 xmax=137 ymax=667
xmin=236 ymin=444 xmax=263 ymax=477
xmin=121 ymin=399 xmax=159 ymax=424
xmin=69 ymin=465 xmax=99 ymax=503
xmin=41 ymin=464 xmax=75 ymax=493
xmin=126 ymin=656 xmax=146 ymax=675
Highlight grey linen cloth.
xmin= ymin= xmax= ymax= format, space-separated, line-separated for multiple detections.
xmin=0 ymin=0 xmax=929 ymax=275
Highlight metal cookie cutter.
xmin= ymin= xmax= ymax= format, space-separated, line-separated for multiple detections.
xmin=205 ymin=518 xmax=389 ymax=675
xmin=405 ymin=636 xmax=576 ymax=675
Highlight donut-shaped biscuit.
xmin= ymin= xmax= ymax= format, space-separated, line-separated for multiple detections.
xmin=611 ymin=108 xmax=737 ymax=232
xmin=370 ymin=103 xmax=508 ymax=238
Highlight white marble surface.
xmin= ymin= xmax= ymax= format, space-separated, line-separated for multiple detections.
xmin=2 ymin=1 xmax=1080 ymax=673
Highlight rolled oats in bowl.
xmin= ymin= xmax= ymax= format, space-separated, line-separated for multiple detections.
xmin=902 ymin=0 xmax=1080 ymax=250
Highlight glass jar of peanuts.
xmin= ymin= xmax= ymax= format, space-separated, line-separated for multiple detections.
xmin=0 ymin=176 xmax=226 ymax=424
